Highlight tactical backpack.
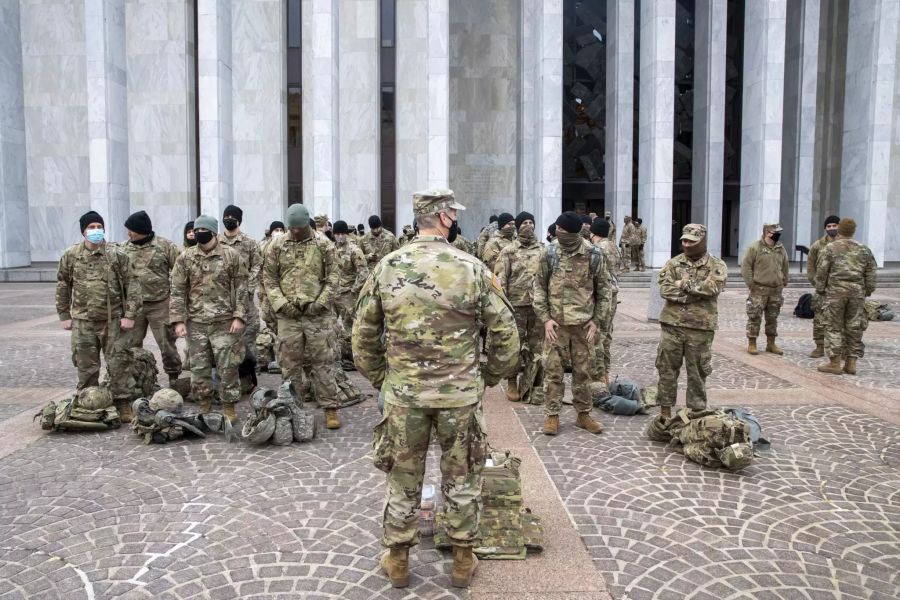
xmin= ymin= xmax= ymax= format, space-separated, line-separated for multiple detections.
xmin=434 ymin=450 xmax=544 ymax=559
xmin=794 ymin=293 xmax=815 ymax=319
xmin=35 ymin=387 xmax=121 ymax=432
xmin=242 ymin=382 xmax=317 ymax=445
xmin=865 ymin=300 xmax=895 ymax=321
xmin=667 ymin=408 xmax=754 ymax=471
xmin=101 ymin=347 xmax=159 ymax=400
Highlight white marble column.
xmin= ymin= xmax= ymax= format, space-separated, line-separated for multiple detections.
xmin=638 ymin=0 xmax=675 ymax=268
xmin=780 ymin=0 xmax=819 ymax=256
xmin=396 ymin=0 xmax=449 ymax=230
xmin=691 ymin=0 xmax=726 ymax=258
xmin=739 ymin=0 xmax=786 ymax=262
xmin=198 ymin=0 xmax=233 ymax=221
xmin=232 ymin=0 xmax=286 ymax=238
xmin=0 ymin=0 xmax=31 ymax=267
xmin=337 ymin=0 xmax=379 ymax=227
xmin=126 ymin=0 xmax=198 ymax=243
xmin=301 ymin=0 xmax=338 ymax=220
xmin=840 ymin=0 xmax=899 ymax=265
xmin=85 ymin=0 xmax=130 ymax=242
xmin=606 ymin=0 xmax=634 ymax=232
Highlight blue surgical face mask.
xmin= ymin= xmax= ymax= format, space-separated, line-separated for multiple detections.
xmin=86 ymin=229 xmax=105 ymax=244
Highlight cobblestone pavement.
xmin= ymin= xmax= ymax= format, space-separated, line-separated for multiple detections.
xmin=0 ymin=283 xmax=899 ymax=599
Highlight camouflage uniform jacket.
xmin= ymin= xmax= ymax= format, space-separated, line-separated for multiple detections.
xmin=359 ymin=230 xmax=399 ymax=266
xmin=658 ymin=253 xmax=728 ymax=331
xmin=807 ymin=234 xmax=831 ymax=284
xmin=740 ymin=239 xmax=788 ymax=289
xmin=56 ymin=243 xmax=143 ymax=321
xmin=121 ymin=235 xmax=180 ymax=302
xmin=533 ymin=239 xmax=612 ymax=328
xmin=607 ymin=219 xmax=617 ymax=242
xmin=476 ymin=222 xmax=498 ymax=258
xmin=169 ymin=242 xmax=248 ymax=324
xmin=495 ymin=238 xmax=543 ymax=306
xmin=335 ymin=240 xmax=368 ymax=295
xmin=262 ymin=233 xmax=338 ymax=314
xmin=639 ymin=225 xmax=647 ymax=244
xmin=452 ymin=234 xmax=475 ymax=255
xmin=482 ymin=231 xmax=517 ymax=272
xmin=594 ymin=239 xmax=620 ymax=293
xmin=621 ymin=222 xmax=639 ymax=245
xmin=219 ymin=232 xmax=262 ymax=289
xmin=352 ymin=235 xmax=519 ymax=408
xmin=814 ymin=239 xmax=877 ymax=298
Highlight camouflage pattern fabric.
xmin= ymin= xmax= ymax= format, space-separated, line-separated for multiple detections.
xmin=533 ymin=238 xmax=612 ymax=329
xmin=452 ymin=234 xmax=475 ymax=256
xmin=256 ymin=329 xmax=277 ymax=366
xmin=359 ymin=229 xmax=399 ymax=267
xmin=37 ymin=395 xmax=121 ymax=432
xmin=334 ymin=238 xmax=368 ymax=358
xmin=130 ymin=298 xmax=182 ymax=377
xmin=542 ymin=324 xmax=597 ymax=416
xmin=619 ymin=221 xmax=637 ymax=271
xmin=657 ymin=253 xmax=727 ymax=331
xmin=352 ymin=235 xmax=519 ymax=409
xmin=120 ymin=235 xmax=180 ymax=302
xmin=373 ymin=402 xmax=486 ymax=548
xmin=71 ymin=319 xmax=134 ymax=400
xmin=169 ymin=243 xmax=249 ymax=325
xmin=745 ymin=289 xmax=783 ymax=338
xmin=257 ymin=237 xmax=278 ymax=335
xmin=656 ymin=324 xmax=715 ymax=410
xmin=669 ymin=409 xmax=754 ymax=471
xmin=277 ymin=315 xmax=340 ymax=409
xmin=475 ymin=222 xmax=498 ymax=259
xmin=740 ymin=238 xmax=789 ymax=289
xmin=592 ymin=238 xmax=620 ymax=379
xmin=636 ymin=224 xmax=647 ymax=270
xmin=814 ymin=238 xmax=877 ymax=359
xmin=219 ymin=232 xmax=262 ymax=365
xmin=511 ymin=307 xmax=545 ymax=405
xmin=481 ymin=230 xmax=516 ymax=272
xmin=806 ymin=234 xmax=831 ymax=284
xmin=495 ymin=238 xmax=543 ymax=307
xmin=807 ymin=235 xmax=833 ymax=344
xmin=187 ymin=321 xmax=244 ymax=405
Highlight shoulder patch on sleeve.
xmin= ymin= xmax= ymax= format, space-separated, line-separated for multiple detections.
xmin=492 ymin=274 xmax=502 ymax=292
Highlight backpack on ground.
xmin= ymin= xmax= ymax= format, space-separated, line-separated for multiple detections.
xmin=34 ymin=387 xmax=121 ymax=432
xmin=669 ymin=408 xmax=753 ymax=471
xmin=242 ymin=382 xmax=317 ymax=445
xmin=794 ymin=293 xmax=814 ymax=319
xmin=865 ymin=300 xmax=895 ymax=321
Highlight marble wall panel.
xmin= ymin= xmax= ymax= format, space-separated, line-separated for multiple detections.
xmin=607 ymin=0 xmax=635 ymax=232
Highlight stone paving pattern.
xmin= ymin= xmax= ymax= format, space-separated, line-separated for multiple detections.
xmin=0 ymin=283 xmax=898 ymax=599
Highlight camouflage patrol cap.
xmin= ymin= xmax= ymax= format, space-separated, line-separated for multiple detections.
xmin=314 ymin=214 xmax=329 ymax=227
xmin=412 ymin=189 xmax=466 ymax=217
xmin=680 ymin=223 xmax=707 ymax=241
xmin=763 ymin=222 xmax=783 ymax=232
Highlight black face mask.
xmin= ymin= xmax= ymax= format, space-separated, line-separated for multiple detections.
xmin=826 ymin=229 xmax=838 ymax=238
xmin=446 ymin=220 xmax=459 ymax=243
xmin=195 ymin=230 xmax=214 ymax=245
xmin=770 ymin=232 xmax=782 ymax=243
xmin=185 ymin=237 xmax=197 ymax=247
xmin=223 ymin=218 xmax=239 ymax=231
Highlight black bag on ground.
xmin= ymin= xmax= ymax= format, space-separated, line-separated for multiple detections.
xmin=794 ymin=293 xmax=814 ymax=319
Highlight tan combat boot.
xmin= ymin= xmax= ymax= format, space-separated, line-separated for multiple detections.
xmin=325 ymin=408 xmax=341 ymax=429
xmin=843 ymin=357 xmax=857 ymax=375
xmin=450 ymin=545 xmax=478 ymax=588
xmin=747 ymin=338 xmax=758 ymax=355
xmin=506 ymin=377 xmax=520 ymax=402
xmin=809 ymin=343 xmax=824 ymax=358
xmin=575 ymin=412 xmax=604 ymax=434
xmin=766 ymin=336 xmax=784 ymax=355
xmin=817 ymin=356 xmax=843 ymax=375
xmin=223 ymin=403 xmax=237 ymax=423
xmin=660 ymin=405 xmax=672 ymax=419
xmin=380 ymin=547 xmax=409 ymax=588
xmin=115 ymin=400 xmax=134 ymax=423
xmin=542 ymin=415 xmax=559 ymax=436
xmin=197 ymin=398 xmax=213 ymax=413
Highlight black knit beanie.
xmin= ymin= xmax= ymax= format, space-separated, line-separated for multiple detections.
xmin=223 ymin=204 xmax=243 ymax=222
xmin=515 ymin=211 xmax=535 ymax=230
xmin=369 ymin=215 xmax=383 ymax=229
xmin=80 ymin=211 xmax=104 ymax=233
xmin=590 ymin=218 xmax=610 ymax=238
xmin=556 ymin=211 xmax=582 ymax=234
xmin=497 ymin=213 xmax=515 ymax=229
xmin=124 ymin=210 xmax=152 ymax=235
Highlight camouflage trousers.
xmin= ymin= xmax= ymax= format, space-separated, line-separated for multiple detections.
xmin=71 ymin=318 xmax=134 ymax=400
xmin=241 ymin=293 xmax=260 ymax=365
xmin=812 ymin=292 xmax=825 ymax=343
xmin=634 ymin=244 xmax=645 ymax=270
xmin=188 ymin=320 xmax=245 ymax=404
xmin=259 ymin=292 xmax=278 ymax=336
xmin=595 ymin=292 xmax=618 ymax=379
xmin=512 ymin=305 xmax=545 ymax=404
xmin=335 ymin=290 xmax=357 ymax=358
xmin=655 ymin=324 xmax=714 ymax=410
xmin=277 ymin=314 xmax=340 ymax=409
xmin=543 ymin=323 xmax=597 ymax=416
xmin=619 ymin=243 xmax=631 ymax=272
xmin=745 ymin=286 xmax=783 ymax=338
xmin=131 ymin=298 xmax=182 ymax=377
xmin=822 ymin=295 xmax=868 ymax=359
xmin=375 ymin=402 xmax=485 ymax=548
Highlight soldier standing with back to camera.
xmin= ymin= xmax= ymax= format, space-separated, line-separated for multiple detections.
xmin=353 ymin=189 xmax=518 ymax=590
xmin=740 ymin=223 xmax=789 ymax=356
xmin=589 ymin=217 xmax=620 ymax=384
xmin=655 ymin=224 xmax=727 ymax=418
xmin=806 ymin=215 xmax=840 ymax=357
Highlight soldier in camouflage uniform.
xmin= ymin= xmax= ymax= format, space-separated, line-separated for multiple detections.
xmin=589 ymin=217 xmax=620 ymax=384
xmin=475 ymin=215 xmax=499 ymax=259
xmin=353 ymin=189 xmax=518 ymax=590
xmin=619 ymin=216 xmax=636 ymax=272
xmin=605 ymin=210 xmax=617 ymax=242
xmin=57 ymin=211 xmax=142 ymax=420
xmin=635 ymin=218 xmax=647 ymax=271
xmin=170 ymin=215 xmax=248 ymax=422
xmin=451 ymin=226 xmax=476 ymax=255
xmin=655 ymin=224 xmax=727 ymax=417
xmin=263 ymin=204 xmax=344 ymax=429
xmin=481 ymin=212 xmax=516 ymax=272
xmin=534 ymin=211 xmax=612 ymax=436
xmin=121 ymin=210 xmax=182 ymax=386
xmin=332 ymin=220 xmax=368 ymax=360
xmin=258 ymin=220 xmax=285 ymax=335
xmin=218 ymin=205 xmax=262 ymax=371
xmin=398 ymin=225 xmax=416 ymax=247
xmin=360 ymin=215 xmax=399 ymax=267
xmin=807 ymin=215 xmax=840 ymax=357
xmin=495 ymin=211 xmax=544 ymax=403
xmin=740 ymin=222 xmax=789 ymax=356
xmin=814 ymin=218 xmax=877 ymax=375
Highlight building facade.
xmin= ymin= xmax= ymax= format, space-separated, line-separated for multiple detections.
xmin=1 ymin=0 xmax=898 ymax=266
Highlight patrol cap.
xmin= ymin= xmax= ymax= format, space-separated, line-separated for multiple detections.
xmin=314 ymin=214 xmax=329 ymax=227
xmin=763 ymin=222 xmax=783 ymax=232
xmin=680 ymin=223 xmax=707 ymax=241
xmin=194 ymin=214 xmax=218 ymax=231
xmin=286 ymin=204 xmax=311 ymax=228
xmin=412 ymin=189 xmax=466 ymax=217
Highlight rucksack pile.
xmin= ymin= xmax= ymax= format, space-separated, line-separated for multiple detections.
xmin=242 ymin=382 xmax=317 ymax=445
xmin=35 ymin=386 xmax=121 ymax=432
xmin=434 ymin=450 xmax=544 ymax=559
xmin=130 ymin=388 xmax=235 ymax=444
xmin=646 ymin=408 xmax=757 ymax=471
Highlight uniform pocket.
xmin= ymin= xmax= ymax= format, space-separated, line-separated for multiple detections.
xmin=466 ymin=409 xmax=488 ymax=474
xmin=372 ymin=415 xmax=394 ymax=473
